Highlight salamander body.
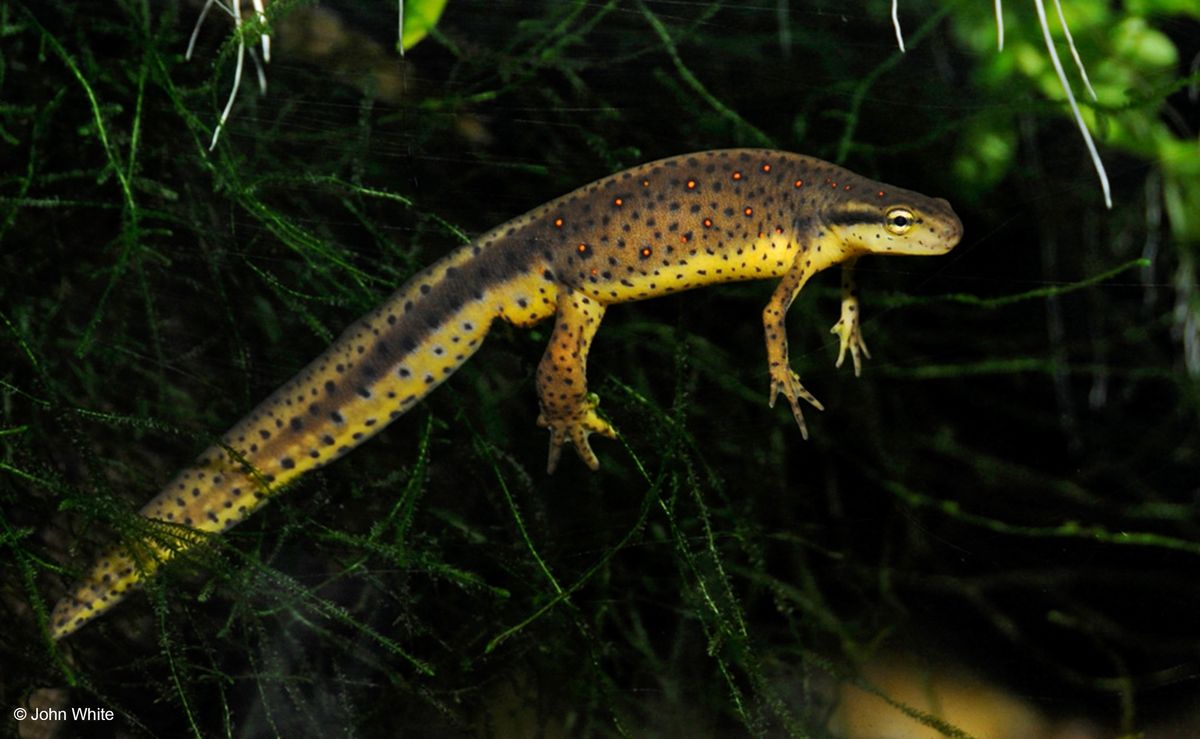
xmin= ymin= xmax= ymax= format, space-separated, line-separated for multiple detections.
xmin=50 ymin=149 xmax=962 ymax=639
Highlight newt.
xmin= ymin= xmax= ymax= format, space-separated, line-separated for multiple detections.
xmin=50 ymin=149 xmax=962 ymax=639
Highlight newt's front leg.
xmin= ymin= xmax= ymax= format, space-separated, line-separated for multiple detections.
xmin=830 ymin=258 xmax=871 ymax=376
xmin=764 ymin=249 xmax=825 ymax=439
xmin=536 ymin=289 xmax=617 ymax=473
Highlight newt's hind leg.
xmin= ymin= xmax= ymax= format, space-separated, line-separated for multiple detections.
xmin=536 ymin=289 xmax=617 ymax=473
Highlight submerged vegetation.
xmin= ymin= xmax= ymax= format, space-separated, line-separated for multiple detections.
xmin=1 ymin=1 xmax=1198 ymax=736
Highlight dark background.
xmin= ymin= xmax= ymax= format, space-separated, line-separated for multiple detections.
xmin=2 ymin=1 xmax=1198 ymax=736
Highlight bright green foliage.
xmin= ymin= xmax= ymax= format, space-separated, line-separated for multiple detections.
xmin=1127 ymin=0 xmax=1200 ymax=18
xmin=1 ymin=2 xmax=1198 ymax=738
xmin=951 ymin=1 xmax=1199 ymax=245
xmin=952 ymin=118 xmax=1018 ymax=197
xmin=401 ymin=0 xmax=449 ymax=50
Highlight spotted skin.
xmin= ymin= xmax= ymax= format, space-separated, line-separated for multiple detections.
xmin=50 ymin=149 xmax=962 ymax=639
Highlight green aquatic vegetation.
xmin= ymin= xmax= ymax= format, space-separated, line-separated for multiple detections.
xmin=1 ymin=1 xmax=1198 ymax=737
xmin=952 ymin=0 xmax=1198 ymax=240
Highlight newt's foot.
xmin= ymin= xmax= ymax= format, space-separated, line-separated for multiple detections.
xmin=767 ymin=366 xmax=824 ymax=439
xmin=538 ymin=393 xmax=618 ymax=474
xmin=831 ymin=316 xmax=870 ymax=377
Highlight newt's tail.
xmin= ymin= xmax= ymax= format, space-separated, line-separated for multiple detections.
xmin=50 ymin=242 xmax=505 ymax=639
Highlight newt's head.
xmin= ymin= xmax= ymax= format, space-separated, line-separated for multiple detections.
xmin=823 ymin=185 xmax=963 ymax=257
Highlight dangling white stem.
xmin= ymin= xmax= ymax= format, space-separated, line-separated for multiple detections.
xmin=1052 ymin=0 xmax=1097 ymax=100
xmin=210 ymin=0 xmax=246 ymax=150
xmin=249 ymin=48 xmax=268 ymax=95
xmin=891 ymin=0 xmax=906 ymax=53
xmin=994 ymin=0 xmax=1004 ymax=51
xmin=398 ymin=0 xmax=406 ymax=57
xmin=251 ymin=0 xmax=270 ymax=62
xmin=187 ymin=0 xmax=218 ymax=60
xmin=1033 ymin=0 xmax=1111 ymax=208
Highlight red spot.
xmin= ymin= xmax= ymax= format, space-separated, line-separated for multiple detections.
xmin=732 ymin=171 xmax=743 ymax=181
xmin=843 ymin=185 xmax=851 ymax=191
xmin=794 ymin=179 xmax=804 ymax=188
xmin=744 ymin=207 xmax=753 ymax=216
xmin=761 ymin=164 xmax=771 ymax=172
xmin=774 ymin=226 xmax=784 ymax=235
xmin=577 ymin=243 xmax=588 ymax=253
xmin=614 ymin=198 xmax=623 ymax=206
xmin=554 ymin=218 xmax=564 ymax=228
xmin=590 ymin=268 xmax=599 ymax=276
xmin=686 ymin=179 xmax=697 ymax=189
xmin=702 ymin=218 xmax=713 ymax=228
xmin=640 ymin=247 xmax=652 ymax=257
xmin=641 ymin=179 xmax=650 ymax=187
xmin=680 ymin=234 xmax=690 ymax=243
xmin=828 ymin=181 xmax=838 ymax=188
xmin=877 ymin=190 xmax=886 ymax=198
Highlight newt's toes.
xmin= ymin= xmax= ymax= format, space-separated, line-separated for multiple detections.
xmin=538 ymin=405 xmax=617 ymax=473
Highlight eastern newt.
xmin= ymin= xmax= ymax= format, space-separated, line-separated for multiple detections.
xmin=50 ymin=149 xmax=962 ymax=639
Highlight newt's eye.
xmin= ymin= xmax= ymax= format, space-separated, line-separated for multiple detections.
xmin=885 ymin=207 xmax=915 ymax=235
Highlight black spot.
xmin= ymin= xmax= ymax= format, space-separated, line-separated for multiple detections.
xmin=357 ymin=387 xmax=372 ymax=399
xmin=290 ymin=417 xmax=303 ymax=431
xmin=281 ymin=458 xmax=295 ymax=470
xmin=331 ymin=411 xmax=345 ymax=424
